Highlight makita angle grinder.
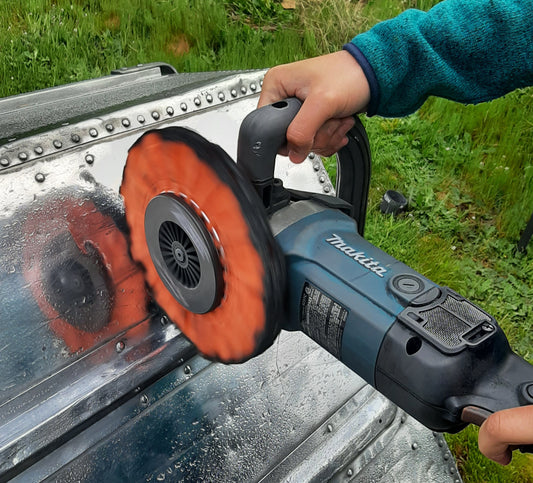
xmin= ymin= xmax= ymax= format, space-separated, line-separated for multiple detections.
xmin=120 ymin=97 xmax=533 ymax=445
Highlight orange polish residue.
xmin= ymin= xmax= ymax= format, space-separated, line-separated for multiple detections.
xmin=121 ymin=132 xmax=266 ymax=362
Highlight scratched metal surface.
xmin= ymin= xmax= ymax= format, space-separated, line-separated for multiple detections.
xmin=0 ymin=67 xmax=460 ymax=482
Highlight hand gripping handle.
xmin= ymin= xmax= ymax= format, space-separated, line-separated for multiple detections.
xmin=237 ymin=98 xmax=302 ymax=210
xmin=237 ymin=98 xmax=371 ymax=232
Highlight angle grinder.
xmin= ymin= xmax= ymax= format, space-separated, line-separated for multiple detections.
xmin=120 ymin=98 xmax=533 ymax=440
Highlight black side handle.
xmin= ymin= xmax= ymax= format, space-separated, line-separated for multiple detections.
xmin=336 ymin=118 xmax=371 ymax=235
xmin=237 ymin=98 xmax=302 ymax=209
xmin=237 ymin=99 xmax=372 ymax=233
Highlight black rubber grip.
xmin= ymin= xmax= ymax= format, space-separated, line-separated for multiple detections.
xmin=237 ymin=98 xmax=302 ymax=184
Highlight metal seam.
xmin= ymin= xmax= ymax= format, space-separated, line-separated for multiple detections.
xmin=0 ymin=74 xmax=265 ymax=173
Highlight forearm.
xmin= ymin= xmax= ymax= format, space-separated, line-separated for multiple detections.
xmin=345 ymin=0 xmax=533 ymax=117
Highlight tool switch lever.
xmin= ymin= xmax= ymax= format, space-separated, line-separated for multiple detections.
xmin=462 ymin=406 xmax=533 ymax=454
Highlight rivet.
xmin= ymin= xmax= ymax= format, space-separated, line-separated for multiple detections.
xmin=194 ymin=97 xmax=201 ymax=106
xmin=71 ymin=133 xmax=80 ymax=143
xmin=85 ymin=154 xmax=95 ymax=165
xmin=105 ymin=123 xmax=114 ymax=132
xmin=346 ymin=468 xmax=353 ymax=477
xmin=308 ymin=152 xmax=315 ymax=159
xmin=240 ymin=86 xmax=247 ymax=94
xmin=230 ymin=89 xmax=237 ymax=97
xmin=53 ymin=140 xmax=62 ymax=149
xmin=218 ymin=92 xmax=225 ymax=101
xmin=326 ymin=424 xmax=333 ymax=433
xmin=180 ymin=102 xmax=187 ymax=112
xmin=35 ymin=172 xmax=45 ymax=183
xmin=438 ymin=439 xmax=444 ymax=447
xmin=152 ymin=111 xmax=160 ymax=120
xmin=34 ymin=146 xmax=44 ymax=155
xmin=412 ymin=442 xmax=418 ymax=450
xmin=313 ymin=163 xmax=320 ymax=171
xmin=115 ymin=340 xmax=125 ymax=353
xmin=0 ymin=158 xmax=10 ymax=167
xmin=122 ymin=118 xmax=131 ymax=127
xmin=206 ymin=94 xmax=213 ymax=103
xmin=449 ymin=466 xmax=456 ymax=474
xmin=250 ymin=83 xmax=257 ymax=91
xmin=319 ymin=176 xmax=325 ymax=183
xmin=324 ymin=186 xmax=331 ymax=193
xmin=184 ymin=365 xmax=191 ymax=375
xmin=400 ymin=416 xmax=406 ymax=423
xmin=260 ymin=79 xmax=263 ymax=87
xmin=444 ymin=453 xmax=450 ymax=461
xmin=18 ymin=152 xmax=28 ymax=161
xmin=140 ymin=394 xmax=149 ymax=405
xmin=89 ymin=128 xmax=98 ymax=138
xmin=137 ymin=115 xmax=145 ymax=124
xmin=166 ymin=106 xmax=174 ymax=116
xmin=160 ymin=315 xmax=169 ymax=325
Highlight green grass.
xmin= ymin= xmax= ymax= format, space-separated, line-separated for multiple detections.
xmin=1 ymin=1 xmax=532 ymax=481
xmin=0 ymin=0 xmax=320 ymax=97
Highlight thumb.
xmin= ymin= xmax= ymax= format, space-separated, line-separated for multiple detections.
xmin=478 ymin=405 xmax=533 ymax=465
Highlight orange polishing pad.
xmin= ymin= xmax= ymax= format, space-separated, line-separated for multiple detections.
xmin=120 ymin=127 xmax=285 ymax=363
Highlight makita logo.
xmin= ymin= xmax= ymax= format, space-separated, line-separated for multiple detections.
xmin=326 ymin=233 xmax=387 ymax=278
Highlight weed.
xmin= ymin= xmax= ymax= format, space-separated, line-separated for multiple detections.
xmin=297 ymin=0 xmax=368 ymax=52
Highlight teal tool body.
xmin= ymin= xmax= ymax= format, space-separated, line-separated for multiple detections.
xmin=122 ymin=98 xmax=533 ymax=446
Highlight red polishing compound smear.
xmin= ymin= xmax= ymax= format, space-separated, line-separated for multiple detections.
xmin=121 ymin=128 xmax=285 ymax=363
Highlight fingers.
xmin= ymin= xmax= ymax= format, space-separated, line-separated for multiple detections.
xmin=313 ymin=117 xmax=355 ymax=156
xmin=258 ymin=65 xmax=291 ymax=108
xmin=282 ymin=116 xmax=354 ymax=163
xmin=478 ymin=405 xmax=533 ymax=465
xmin=285 ymin=93 xmax=339 ymax=162
xmin=257 ymin=51 xmax=370 ymax=163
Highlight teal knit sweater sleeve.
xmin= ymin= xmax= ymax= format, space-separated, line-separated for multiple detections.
xmin=343 ymin=0 xmax=533 ymax=117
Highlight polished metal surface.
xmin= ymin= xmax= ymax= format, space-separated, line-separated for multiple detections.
xmin=0 ymin=68 xmax=460 ymax=482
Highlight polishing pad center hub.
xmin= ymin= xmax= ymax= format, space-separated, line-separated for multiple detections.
xmin=145 ymin=194 xmax=223 ymax=314
xmin=173 ymin=243 xmax=186 ymax=265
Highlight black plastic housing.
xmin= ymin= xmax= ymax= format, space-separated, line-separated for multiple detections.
xmin=375 ymin=288 xmax=533 ymax=432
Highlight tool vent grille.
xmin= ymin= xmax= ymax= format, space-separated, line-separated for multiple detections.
xmin=420 ymin=306 xmax=469 ymax=347
xmin=417 ymin=295 xmax=489 ymax=348
xmin=441 ymin=295 xmax=487 ymax=325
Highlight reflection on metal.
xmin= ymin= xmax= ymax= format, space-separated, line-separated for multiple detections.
xmin=21 ymin=192 xmax=148 ymax=351
xmin=0 ymin=67 xmax=461 ymax=482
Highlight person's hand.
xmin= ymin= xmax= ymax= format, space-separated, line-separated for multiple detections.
xmin=478 ymin=405 xmax=533 ymax=465
xmin=258 ymin=51 xmax=371 ymax=163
